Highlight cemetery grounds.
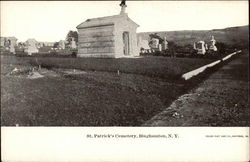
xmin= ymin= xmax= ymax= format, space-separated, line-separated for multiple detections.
xmin=1 ymin=51 xmax=248 ymax=126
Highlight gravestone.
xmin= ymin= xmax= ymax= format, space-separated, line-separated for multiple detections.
xmin=162 ymin=37 xmax=168 ymax=50
xmin=195 ymin=41 xmax=206 ymax=55
xmin=193 ymin=42 xmax=196 ymax=50
xmin=0 ymin=37 xmax=5 ymax=47
xmin=59 ymin=40 xmax=66 ymax=49
xmin=209 ymin=35 xmax=217 ymax=51
xmin=205 ymin=43 xmax=208 ymax=50
xmin=158 ymin=44 xmax=162 ymax=51
xmin=151 ymin=38 xmax=159 ymax=49
xmin=9 ymin=40 xmax=15 ymax=54
xmin=70 ymin=38 xmax=77 ymax=49
xmin=4 ymin=38 xmax=10 ymax=51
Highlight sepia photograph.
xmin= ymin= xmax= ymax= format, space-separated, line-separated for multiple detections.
xmin=1 ymin=0 xmax=249 ymax=161
xmin=1 ymin=0 xmax=249 ymax=127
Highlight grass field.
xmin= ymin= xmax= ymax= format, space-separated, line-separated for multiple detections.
xmin=1 ymin=54 xmax=217 ymax=126
xmin=144 ymin=51 xmax=249 ymax=126
xmin=8 ymin=55 xmax=215 ymax=80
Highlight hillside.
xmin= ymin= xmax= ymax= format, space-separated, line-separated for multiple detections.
xmin=137 ymin=25 xmax=248 ymax=47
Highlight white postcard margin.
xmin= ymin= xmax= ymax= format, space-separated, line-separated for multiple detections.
xmin=1 ymin=127 xmax=249 ymax=162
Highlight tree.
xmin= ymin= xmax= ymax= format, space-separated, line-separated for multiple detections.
xmin=53 ymin=42 xmax=59 ymax=48
xmin=66 ymin=31 xmax=78 ymax=45
xmin=216 ymin=41 xmax=226 ymax=55
xmin=167 ymin=41 xmax=177 ymax=50
xmin=18 ymin=42 xmax=24 ymax=47
xmin=167 ymin=41 xmax=177 ymax=57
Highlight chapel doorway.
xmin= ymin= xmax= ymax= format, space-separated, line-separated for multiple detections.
xmin=123 ymin=32 xmax=130 ymax=55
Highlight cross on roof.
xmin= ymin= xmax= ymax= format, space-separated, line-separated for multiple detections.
xmin=120 ymin=0 xmax=126 ymax=7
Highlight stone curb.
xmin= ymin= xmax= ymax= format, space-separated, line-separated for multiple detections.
xmin=181 ymin=50 xmax=242 ymax=80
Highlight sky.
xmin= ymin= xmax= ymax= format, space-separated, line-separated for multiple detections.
xmin=1 ymin=1 xmax=249 ymax=42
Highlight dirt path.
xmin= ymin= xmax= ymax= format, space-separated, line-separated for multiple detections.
xmin=143 ymin=53 xmax=249 ymax=126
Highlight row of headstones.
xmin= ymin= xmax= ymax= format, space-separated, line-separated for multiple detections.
xmin=151 ymin=38 xmax=168 ymax=51
xmin=2 ymin=38 xmax=77 ymax=55
xmin=140 ymin=36 xmax=218 ymax=55
xmin=139 ymin=37 xmax=169 ymax=54
xmin=194 ymin=36 xmax=217 ymax=54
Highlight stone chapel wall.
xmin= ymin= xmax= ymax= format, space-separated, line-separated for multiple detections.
xmin=78 ymin=25 xmax=116 ymax=57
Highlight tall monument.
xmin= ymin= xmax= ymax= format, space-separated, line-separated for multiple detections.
xmin=9 ymin=40 xmax=16 ymax=54
xmin=71 ymin=37 xmax=77 ymax=49
xmin=162 ymin=37 xmax=168 ymax=50
xmin=209 ymin=35 xmax=217 ymax=51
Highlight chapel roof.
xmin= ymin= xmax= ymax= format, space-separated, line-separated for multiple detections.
xmin=76 ymin=14 xmax=139 ymax=29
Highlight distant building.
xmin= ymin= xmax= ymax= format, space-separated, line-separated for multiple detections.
xmin=0 ymin=37 xmax=18 ymax=47
xmin=37 ymin=42 xmax=45 ymax=48
xmin=25 ymin=39 xmax=38 ymax=46
xmin=43 ymin=42 xmax=55 ymax=47
xmin=58 ymin=40 xmax=67 ymax=49
xmin=24 ymin=38 xmax=39 ymax=55
xmin=0 ymin=37 xmax=17 ymax=47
